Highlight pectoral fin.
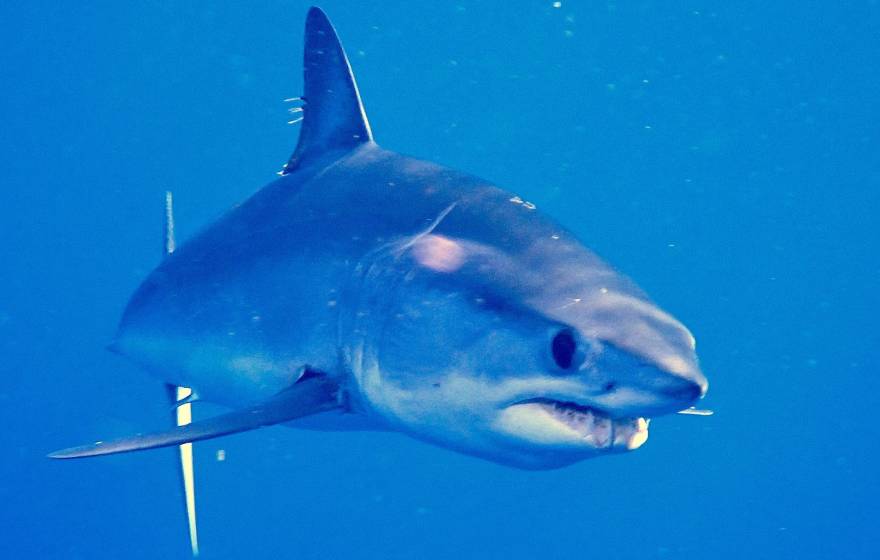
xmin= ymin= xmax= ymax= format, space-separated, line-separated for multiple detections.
xmin=49 ymin=375 xmax=339 ymax=459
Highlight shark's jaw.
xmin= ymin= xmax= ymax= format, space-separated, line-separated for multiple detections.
xmin=495 ymin=398 xmax=649 ymax=454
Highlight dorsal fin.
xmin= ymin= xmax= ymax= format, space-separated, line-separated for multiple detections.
xmin=284 ymin=7 xmax=372 ymax=173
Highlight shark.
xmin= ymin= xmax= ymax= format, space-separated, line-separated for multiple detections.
xmin=50 ymin=7 xmax=710 ymax=556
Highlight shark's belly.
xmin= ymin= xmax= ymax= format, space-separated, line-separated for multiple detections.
xmin=284 ymin=408 xmax=386 ymax=432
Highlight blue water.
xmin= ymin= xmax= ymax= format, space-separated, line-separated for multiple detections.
xmin=2 ymin=1 xmax=877 ymax=558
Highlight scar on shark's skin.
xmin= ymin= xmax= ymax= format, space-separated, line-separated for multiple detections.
xmin=405 ymin=202 xmax=464 ymax=272
xmin=50 ymin=7 xmax=711 ymax=555
xmin=413 ymin=235 xmax=466 ymax=273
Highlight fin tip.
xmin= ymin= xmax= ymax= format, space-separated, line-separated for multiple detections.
xmin=47 ymin=446 xmax=88 ymax=460
xmin=307 ymin=6 xmax=328 ymax=19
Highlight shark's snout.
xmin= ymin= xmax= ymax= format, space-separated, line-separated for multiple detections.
xmin=567 ymin=335 xmax=707 ymax=420
xmin=641 ymin=358 xmax=707 ymax=399
xmin=636 ymin=362 xmax=706 ymax=413
xmin=655 ymin=372 xmax=705 ymax=407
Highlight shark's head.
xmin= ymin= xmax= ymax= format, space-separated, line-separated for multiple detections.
xmin=346 ymin=216 xmax=707 ymax=470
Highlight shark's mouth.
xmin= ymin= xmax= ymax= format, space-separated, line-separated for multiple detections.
xmin=504 ymin=398 xmax=650 ymax=451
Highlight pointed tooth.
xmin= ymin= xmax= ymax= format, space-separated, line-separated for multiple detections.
xmin=627 ymin=418 xmax=649 ymax=450
xmin=591 ymin=415 xmax=611 ymax=447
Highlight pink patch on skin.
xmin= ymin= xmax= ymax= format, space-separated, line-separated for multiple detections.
xmin=413 ymin=234 xmax=466 ymax=273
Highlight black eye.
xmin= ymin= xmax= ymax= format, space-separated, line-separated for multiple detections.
xmin=551 ymin=329 xmax=578 ymax=370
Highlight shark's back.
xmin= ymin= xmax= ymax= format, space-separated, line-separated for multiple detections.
xmin=114 ymin=145 xmax=547 ymax=393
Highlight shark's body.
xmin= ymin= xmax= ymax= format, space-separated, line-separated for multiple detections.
xmin=121 ymin=142 xmax=703 ymax=453
xmin=52 ymin=8 xmax=709 ymax=555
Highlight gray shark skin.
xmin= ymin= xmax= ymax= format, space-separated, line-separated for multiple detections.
xmin=56 ymin=7 xmax=707 ymax=472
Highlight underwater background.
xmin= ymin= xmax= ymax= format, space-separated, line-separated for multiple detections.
xmin=1 ymin=1 xmax=877 ymax=558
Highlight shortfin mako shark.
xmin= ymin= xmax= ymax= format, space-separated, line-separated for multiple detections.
xmin=51 ymin=7 xmax=710 ymax=556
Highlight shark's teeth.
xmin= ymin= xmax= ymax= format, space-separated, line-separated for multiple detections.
xmin=613 ymin=417 xmax=649 ymax=450
xmin=535 ymin=400 xmax=649 ymax=450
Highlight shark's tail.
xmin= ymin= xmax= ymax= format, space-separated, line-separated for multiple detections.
xmin=164 ymin=191 xmax=200 ymax=557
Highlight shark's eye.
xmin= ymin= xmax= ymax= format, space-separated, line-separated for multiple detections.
xmin=551 ymin=329 xmax=579 ymax=370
